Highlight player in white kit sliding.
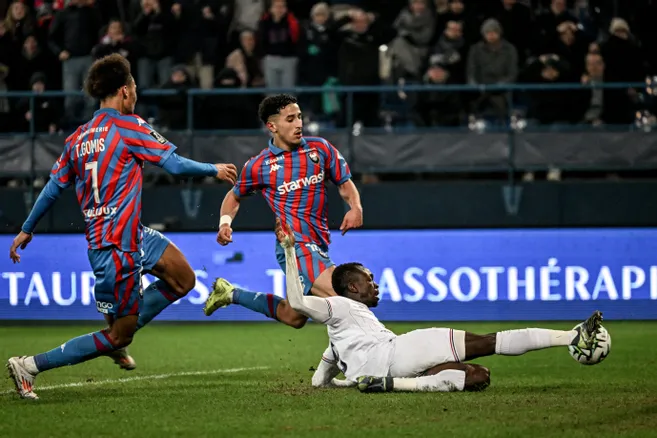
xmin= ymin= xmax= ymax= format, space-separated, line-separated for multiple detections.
xmin=264 ymin=218 xmax=604 ymax=393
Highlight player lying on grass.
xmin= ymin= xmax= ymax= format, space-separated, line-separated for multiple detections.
xmin=265 ymin=218 xmax=603 ymax=393
xmin=6 ymin=54 xmax=237 ymax=399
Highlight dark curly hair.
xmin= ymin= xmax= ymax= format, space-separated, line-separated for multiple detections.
xmin=257 ymin=94 xmax=298 ymax=124
xmin=331 ymin=262 xmax=366 ymax=297
xmin=83 ymin=54 xmax=132 ymax=101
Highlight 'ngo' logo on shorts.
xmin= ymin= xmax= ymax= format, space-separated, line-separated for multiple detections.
xmin=96 ymin=301 xmax=114 ymax=314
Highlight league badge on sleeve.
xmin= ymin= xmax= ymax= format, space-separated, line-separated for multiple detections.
xmin=149 ymin=130 xmax=168 ymax=144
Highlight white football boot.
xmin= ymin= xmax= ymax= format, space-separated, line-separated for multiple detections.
xmin=6 ymin=356 xmax=39 ymax=400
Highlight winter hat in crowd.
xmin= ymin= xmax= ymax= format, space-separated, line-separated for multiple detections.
xmin=481 ymin=18 xmax=502 ymax=36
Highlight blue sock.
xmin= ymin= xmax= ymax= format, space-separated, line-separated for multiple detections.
xmin=232 ymin=288 xmax=282 ymax=320
xmin=137 ymin=280 xmax=179 ymax=330
xmin=33 ymin=329 xmax=117 ymax=372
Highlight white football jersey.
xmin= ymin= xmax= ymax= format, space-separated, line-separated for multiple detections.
xmin=323 ymin=296 xmax=397 ymax=381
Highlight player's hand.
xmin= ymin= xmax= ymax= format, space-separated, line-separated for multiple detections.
xmin=340 ymin=207 xmax=363 ymax=236
xmin=214 ymin=163 xmax=238 ymax=185
xmin=275 ymin=217 xmax=295 ymax=248
xmin=217 ymin=224 xmax=233 ymax=246
xmin=9 ymin=231 xmax=33 ymax=264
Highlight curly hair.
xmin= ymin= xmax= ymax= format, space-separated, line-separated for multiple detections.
xmin=257 ymin=94 xmax=298 ymax=124
xmin=83 ymin=54 xmax=132 ymax=101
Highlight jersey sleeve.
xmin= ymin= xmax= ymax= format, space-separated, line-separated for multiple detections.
xmin=311 ymin=344 xmax=342 ymax=388
xmin=49 ymin=144 xmax=75 ymax=189
xmin=232 ymin=157 xmax=264 ymax=198
xmin=116 ymin=117 xmax=176 ymax=166
xmin=322 ymin=140 xmax=351 ymax=186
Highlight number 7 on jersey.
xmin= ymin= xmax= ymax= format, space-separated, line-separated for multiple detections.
xmin=85 ymin=161 xmax=100 ymax=203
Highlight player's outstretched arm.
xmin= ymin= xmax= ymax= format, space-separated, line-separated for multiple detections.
xmin=276 ymin=218 xmax=332 ymax=322
xmin=9 ymin=179 xmax=64 ymax=263
xmin=160 ymin=154 xmax=237 ymax=184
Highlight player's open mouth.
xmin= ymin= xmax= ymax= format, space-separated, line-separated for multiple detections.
xmin=294 ymin=132 xmax=302 ymax=138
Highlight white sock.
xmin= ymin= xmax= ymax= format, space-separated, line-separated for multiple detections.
xmin=392 ymin=370 xmax=465 ymax=392
xmin=495 ymin=329 xmax=575 ymax=356
xmin=24 ymin=356 xmax=39 ymax=375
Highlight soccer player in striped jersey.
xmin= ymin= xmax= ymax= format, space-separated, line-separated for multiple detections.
xmin=203 ymin=94 xmax=363 ymax=328
xmin=272 ymin=219 xmax=605 ymax=394
xmin=6 ymin=54 xmax=237 ymax=400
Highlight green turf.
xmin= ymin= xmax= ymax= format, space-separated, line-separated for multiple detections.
xmin=1 ymin=321 xmax=656 ymax=438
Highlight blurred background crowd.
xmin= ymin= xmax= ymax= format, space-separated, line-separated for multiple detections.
xmin=1 ymin=0 xmax=657 ymax=132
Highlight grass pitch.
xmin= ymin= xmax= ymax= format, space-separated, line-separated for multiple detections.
xmin=1 ymin=321 xmax=656 ymax=438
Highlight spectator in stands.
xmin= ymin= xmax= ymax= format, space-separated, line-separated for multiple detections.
xmin=171 ymin=0 xmax=233 ymax=90
xmin=8 ymin=35 xmax=56 ymax=91
xmin=492 ymin=0 xmax=531 ymax=65
xmin=534 ymin=0 xmax=578 ymax=55
xmin=298 ymin=3 xmax=354 ymax=120
xmin=132 ymin=0 xmax=176 ymax=89
xmin=48 ymin=0 xmax=102 ymax=125
xmin=3 ymin=1 xmax=34 ymax=46
xmin=549 ymin=20 xmax=588 ymax=82
xmin=413 ymin=62 xmax=463 ymax=127
xmin=467 ymin=18 xmax=518 ymax=121
xmin=429 ymin=19 xmax=467 ymax=84
xmin=228 ymin=0 xmax=264 ymax=49
xmin=158 ymin=64 xmax=192 ymax=130
xmin=390 ymin=0 xmax=434 ymax=81
xmin=435 ymin=0 xmax=479 ymax=45
xmin=226 ymin=29 xmax=264 ymax=88
xmin=92 ymin=20 xmax=137 ymax=65
xmin=258 ymin=0 xmax=300 ymax=90
xmin=600 ymin=18 xmax=645 ymax=84
xmin=576 ymin=52 xmax=606 ymax=125
xmin=1 ymin=0 xmax=35 ymax=83
xmin=16 ymin=72 xmax=59 ymax=133
xmin=523 ymin=54 xmax=575 ymax=125
xmin=577 ymin=50 xmax=634 ymax=126
xmin=33 ymin=2 xmax=55 ymax=51
xmin=336 ymin=9 xmax=395 ymax=127
xmin=298 ymin=3 xmax=345 ymax=89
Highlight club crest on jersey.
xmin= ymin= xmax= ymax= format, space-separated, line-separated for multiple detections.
xmin=149 ymin=130 xmax=168 ymax=144
xmin=308 ymin=151 xmax=319 ymax=164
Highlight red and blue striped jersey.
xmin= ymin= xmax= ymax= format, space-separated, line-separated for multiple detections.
xmin=50 ymin=108 xmax=176 ymax=251
xmin=233 ymin=136 xmax=352 ymax=247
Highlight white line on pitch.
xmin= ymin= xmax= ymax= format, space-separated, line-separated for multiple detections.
xmin=3 ymin=366 xmax=268 ymax=394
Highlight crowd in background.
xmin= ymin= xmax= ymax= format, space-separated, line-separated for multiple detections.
xmin=1 ymin=0 xmax=657 ymax=132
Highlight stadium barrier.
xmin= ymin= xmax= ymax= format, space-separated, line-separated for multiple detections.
xmin=1 ymin=82 xmax=656 ymax=178
xmin=1 ymin=229 xmax=656 ymax=321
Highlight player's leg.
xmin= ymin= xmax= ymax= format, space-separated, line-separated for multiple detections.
xmin=105 ymin=228 xmax=190 ymax=370
xmin=357 ymin=363 xmax=491 ymax=393
xmin=7 ymin=248 xmax=142 ymax=399
xmin=136 ymin=229 xmax=195 ymax=329
xmin=203 ymin=242 xmax=334 ymax=329
xmin=463 ymin=310 xmax=603 ymax=360
xmin=270 ymin=243 xmax=336 ymax=328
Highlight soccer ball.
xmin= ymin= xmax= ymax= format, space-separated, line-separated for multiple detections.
xmin=568 ymin=325 xmax=611 ymax=365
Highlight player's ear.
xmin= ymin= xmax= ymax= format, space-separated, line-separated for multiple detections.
xmin=266 ymin=121 xmax=276 ymax=134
